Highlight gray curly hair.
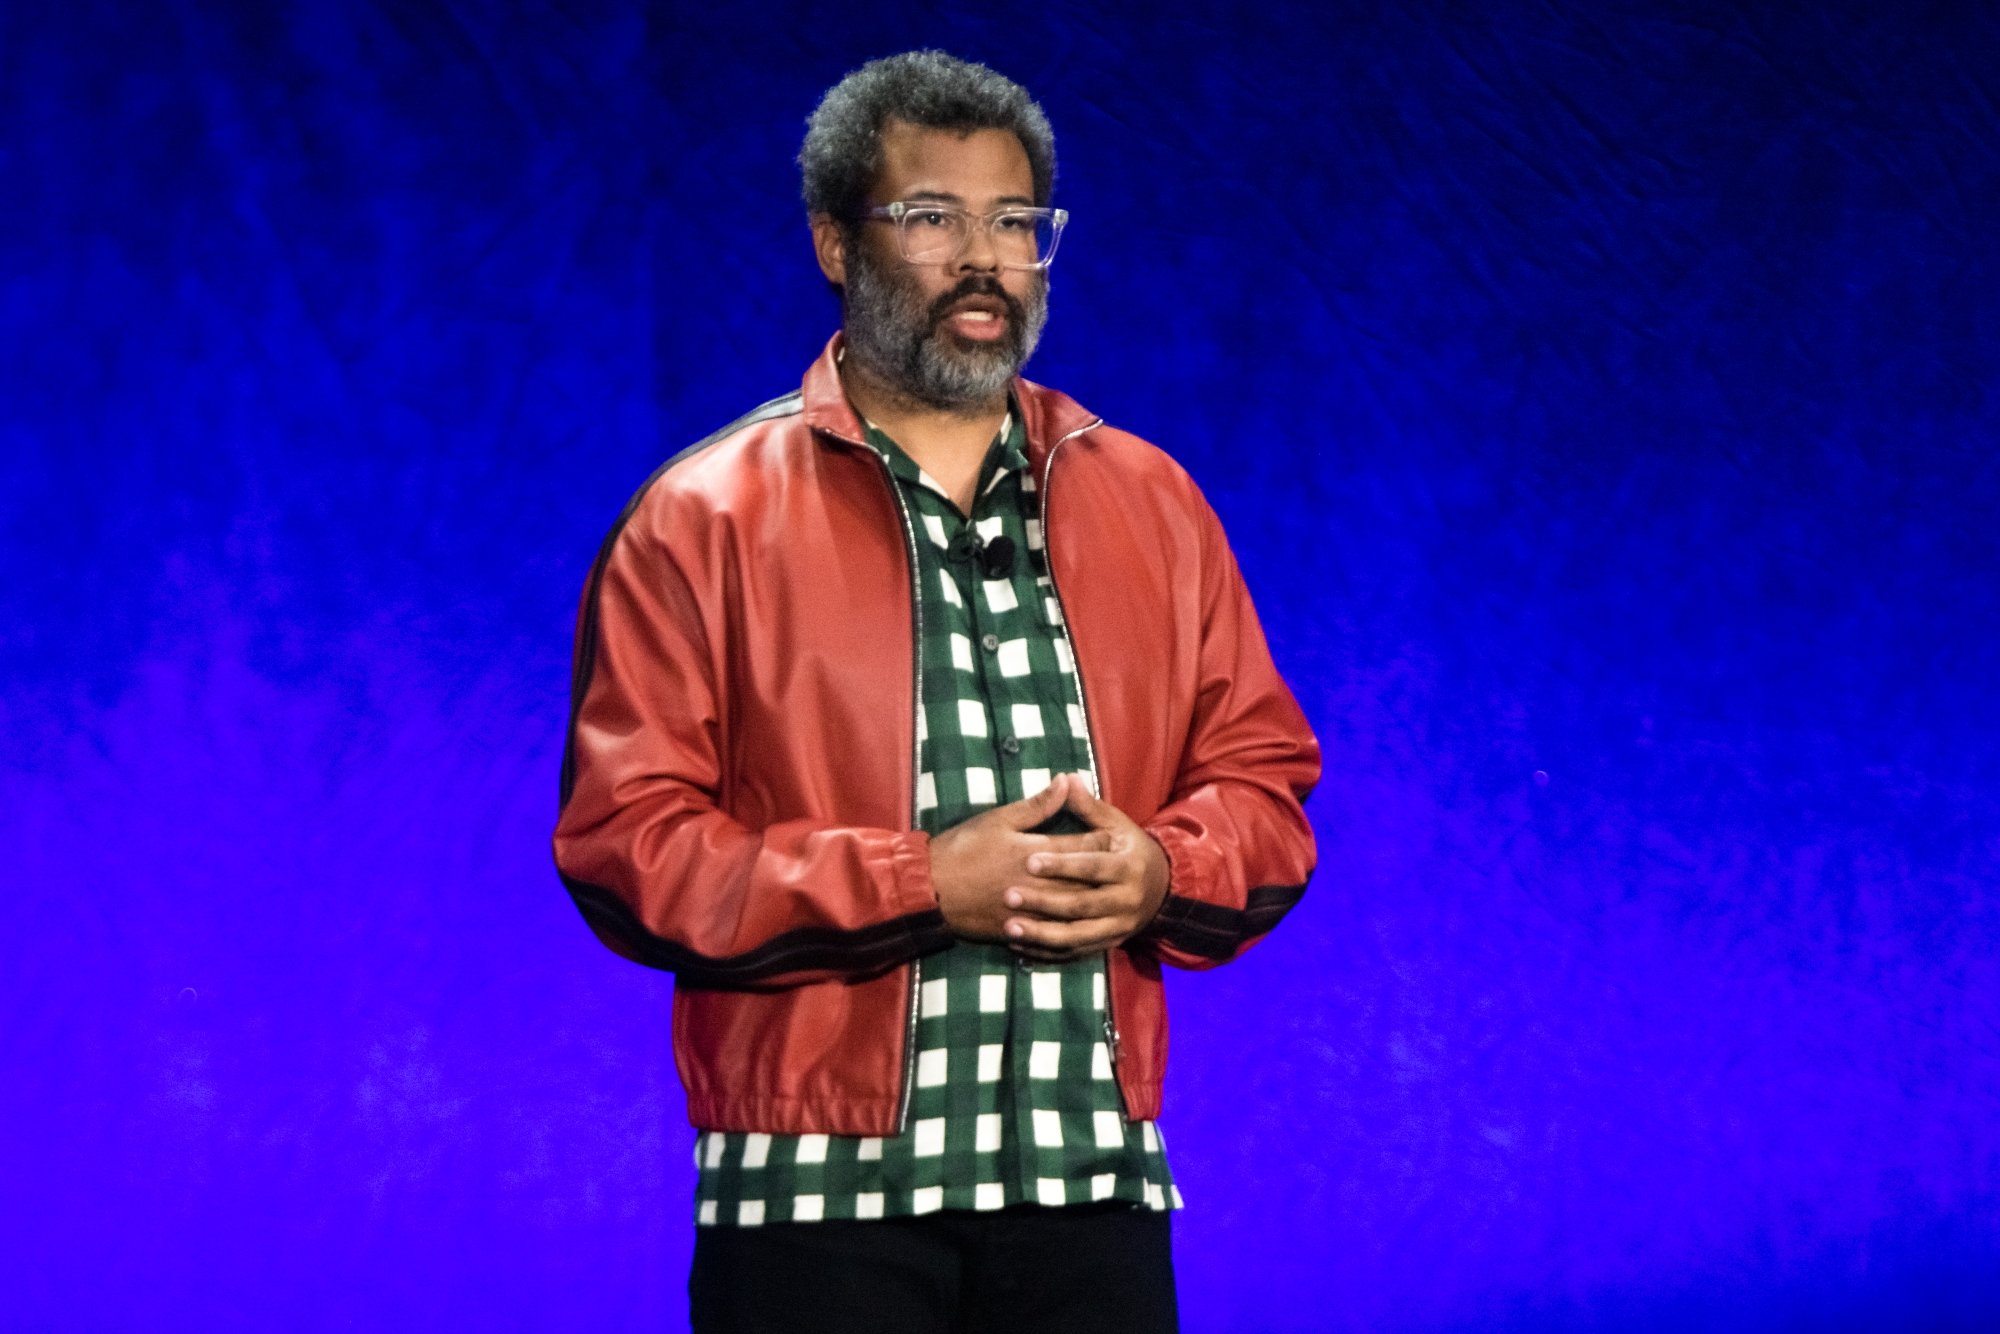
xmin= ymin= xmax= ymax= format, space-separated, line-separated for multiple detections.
xmin=799 ymin=50 xmax=1057 ymax=220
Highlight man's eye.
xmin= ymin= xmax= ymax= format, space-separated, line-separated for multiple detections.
xmin=994 ymin=213 xmax=1034 ymax=232
xmin=913 ymin=210 xmax=953 ymax=228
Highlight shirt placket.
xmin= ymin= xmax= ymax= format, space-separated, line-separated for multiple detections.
xmin=945 ymin=468 xmax=1086 ymax=1203
xmin=898 ymin=443 xmax=1034 ymax=1212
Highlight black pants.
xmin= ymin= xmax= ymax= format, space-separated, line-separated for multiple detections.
xmin=688 ymin=1203 xmax=1178 ymax=1333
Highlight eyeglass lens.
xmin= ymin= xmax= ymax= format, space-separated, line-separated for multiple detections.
xmin=900 ymin=210 xmax=1058 ymax=268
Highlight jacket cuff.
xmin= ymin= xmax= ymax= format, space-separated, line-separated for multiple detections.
xmin=1130 ymin=823 xmax=1207 ymax=951
xmin=1148 ymin=822 xmax=1211 ymax=896
xmin=889 ymin=830 xmax=951 ymax=953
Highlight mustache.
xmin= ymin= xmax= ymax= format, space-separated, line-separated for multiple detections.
xmin=926 ymin=278 xmax=1028 ymax=330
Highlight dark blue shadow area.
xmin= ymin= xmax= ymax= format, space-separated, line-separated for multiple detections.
xmin=3 ymin=1 xmax=1996 ymax=1330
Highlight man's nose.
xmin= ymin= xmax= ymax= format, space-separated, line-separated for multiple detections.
xmin=954 ymin=218 xmax=1002 ymax=273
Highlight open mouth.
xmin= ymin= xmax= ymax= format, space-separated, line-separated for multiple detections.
xmin=945 ymin=311 xmax=1006 ymax=340
xmin=939 ymin=297 xmax=1011 ymax=342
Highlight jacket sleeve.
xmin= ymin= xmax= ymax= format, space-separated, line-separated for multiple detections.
xmin=1133 ymin=489 xmax=1320 ymax=970
xmin=551 ymin=499 xmax=949 ymax=990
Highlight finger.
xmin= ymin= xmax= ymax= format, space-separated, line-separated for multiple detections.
xmin=1023 ymin=850 xmax=1127 ymax=886
xmin=1019 ymin=830 xmax=1116 ymax=857
xmin=1006 ymin=875 xmax=1124 ymax=908
xmin=1003 ymin=883 xmax=1122 ymax=922
xmin=991 ymin=772 xmax=1071 ymax=830
xmin=1059 ymin=772 xmax=1123 ymax=829
xmin=1004 ymin=912 xmax=1128 ymax=955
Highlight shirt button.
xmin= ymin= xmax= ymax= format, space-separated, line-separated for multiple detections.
xmin=981 ymin=633 xmax=1001 ymax=652
xmin=1000 ymin=735 xmax=1021 ymax=755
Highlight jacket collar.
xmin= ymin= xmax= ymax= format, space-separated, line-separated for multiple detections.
xmin=801 ymin=333 xmax=1102 ymax=476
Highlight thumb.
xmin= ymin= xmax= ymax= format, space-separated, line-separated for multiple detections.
xmin=1060 ymin=771 xmax=1114 ymax=826
xmin=993 ymin=771 xmax=1070 ymax=829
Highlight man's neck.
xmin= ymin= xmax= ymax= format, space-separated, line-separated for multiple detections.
xmin=838 ymin=350 xmax=1010 ymax=515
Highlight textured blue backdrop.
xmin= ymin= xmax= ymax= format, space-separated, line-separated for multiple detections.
xmin=4 ymin=2 xmax=1998 ymax=1330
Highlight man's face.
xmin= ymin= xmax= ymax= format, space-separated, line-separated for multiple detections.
xmin=835 ymin=119 xmax=1049 ymax=409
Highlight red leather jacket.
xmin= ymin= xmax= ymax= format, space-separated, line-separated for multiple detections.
xmin=553 ymin=336 xmax=1319 ymax=1136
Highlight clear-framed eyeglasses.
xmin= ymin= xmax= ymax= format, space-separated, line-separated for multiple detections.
xmin=859 ymin=201 xmax=1069 ymax=271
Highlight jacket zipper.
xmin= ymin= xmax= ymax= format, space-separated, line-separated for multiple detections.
xmin=1037 ymin=419 xmax=1132 ymax=1119
xmin=865 ymin=441 xmax=928 ymax=1136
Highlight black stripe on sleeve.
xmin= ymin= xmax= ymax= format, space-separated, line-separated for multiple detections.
xmin=1140 ymin=880 xmax=1309 ymax=961
xmin=561 ymin=873 xmax=951 ymax=988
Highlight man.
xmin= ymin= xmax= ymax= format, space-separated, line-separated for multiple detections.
xmin=554 ymin=50 xmax=1318 ymax=1332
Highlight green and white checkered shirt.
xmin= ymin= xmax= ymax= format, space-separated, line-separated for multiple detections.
xmin=692 ymin=408 xmax=1180 ymax=1226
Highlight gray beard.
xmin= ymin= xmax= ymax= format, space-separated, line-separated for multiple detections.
xmin=841 ymin=238 xmax=1048 ymax=411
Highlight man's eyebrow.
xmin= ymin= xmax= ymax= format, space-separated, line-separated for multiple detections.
xmin=896 ymin=190 xmax=1039 ymax=208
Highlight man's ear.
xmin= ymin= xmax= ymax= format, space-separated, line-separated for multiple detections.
xmin=810 ymin=214 xmax=848 ymax=287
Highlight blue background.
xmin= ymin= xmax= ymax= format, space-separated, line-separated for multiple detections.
xmin=5 ymin=2 xmax=1998 ymax=1330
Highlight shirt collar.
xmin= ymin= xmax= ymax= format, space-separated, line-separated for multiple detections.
xmin=861 ymin=405 xmax=1027 ymax=504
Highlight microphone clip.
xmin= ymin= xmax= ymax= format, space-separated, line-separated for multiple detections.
xmin=947 ymin=529 xmax=1018 ymax=580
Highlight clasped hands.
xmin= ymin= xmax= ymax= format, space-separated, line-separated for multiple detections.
xmin=928 ymin=772 xmax=1169 ymax=963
